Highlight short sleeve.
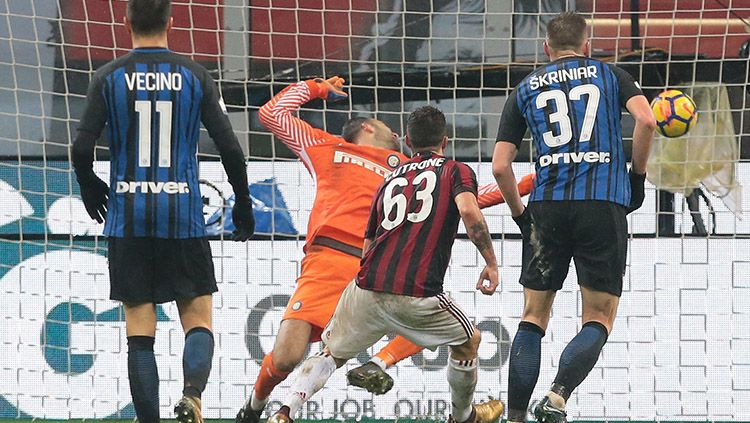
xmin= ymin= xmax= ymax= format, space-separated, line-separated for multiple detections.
xmin=611 ymin=65 xmax=644 ymax=108
xmin=78 ymin=73 xmax=108 ymax=136
xmin=495 ymin=87 xmax=528 ymax=147
xmin=200 ymin=70 xmax=233 ymax=138
xmin=364 ymin=184 xmax=384 ymax=239
xmin=451 ymin=162 xmax=478 ymax=198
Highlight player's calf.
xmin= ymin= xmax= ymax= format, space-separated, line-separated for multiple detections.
xmin=447 ymin=330 xmax=504 ymax=423
xmin=548 ymin=321 xmax=609 ymax=408
xmin=127 ymin=335 xmax=160 ymax=423
xmin=507 ymin=321 xmax=545 ymax=423
xmin=237 ymin=320 xmax=312 ymax=422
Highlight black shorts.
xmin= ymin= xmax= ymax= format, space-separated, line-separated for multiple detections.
xmin=108 ymin=237 xmax=217 ymax=304
xmin=520 ymin=200 xmax=628 ymax=297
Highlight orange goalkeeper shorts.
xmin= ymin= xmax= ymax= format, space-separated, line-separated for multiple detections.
xmin=283 ymin=244 xmax=361 ymax=342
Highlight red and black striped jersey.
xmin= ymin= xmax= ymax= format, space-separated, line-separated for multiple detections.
xmin=356 ymin=152 xmax=478 ymax=297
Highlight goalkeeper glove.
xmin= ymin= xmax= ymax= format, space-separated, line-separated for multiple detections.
xmin=313 ymin=76 xmax=348 ymax=102
xmin=512 ymin=207 xmax=532 ymax=238
xmin=231 ymin=196 xmax=255 ymax=241
xmin=627 ymin=170 xmax=647 ymax=214
xmin=77 ymin=172 xmax=109 ymax=223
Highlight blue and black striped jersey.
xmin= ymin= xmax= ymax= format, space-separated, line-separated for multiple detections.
xmin=496 ymin=57 xmax=643 ymax=207
xmin=78 ymin=47 xmax=244 ymax=238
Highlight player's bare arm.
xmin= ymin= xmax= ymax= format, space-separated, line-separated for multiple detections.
xmin=491 ymin=142 xmax=525 ymax=218
xmin=626 ymin=95 xmax=657 ymax=175
xmin=455 ymin=191 xmax=498 ymax=295
xmin=625 ymin=94 xmax=656 ymax=213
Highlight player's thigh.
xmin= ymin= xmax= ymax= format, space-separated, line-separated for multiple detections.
xmin=520 ymin=201 xmax=574 ymax=293
xmin=571 ymin=201 xmax=628 ymax=298
xmin=124 ymin=302 xmax=158 ymax=337
xmin=154 ymin=237 xmax=218 ymax=304
xmin=108 ymin=237 xmax=158 ymax=304
xmin=176 ymin=294 xmax=213 ymax=332
xmin=522 ymin=288 xmax=557 ymax=331
xmin=580 ymin=285 xmax=620 ymax=333
xmin=283 ymin=246 xmax=361 ymax=340
xmin=322 ymin=282 xmax=388 ymax=361
xmin=387 ymin=293 xmax=476 ymax=352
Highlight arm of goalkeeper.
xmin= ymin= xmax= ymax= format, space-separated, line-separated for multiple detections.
xmin=477 ymin=173 xmax=535 ymax=209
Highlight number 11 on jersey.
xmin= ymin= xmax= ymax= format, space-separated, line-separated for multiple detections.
xmin=135 ymin=100 xmax=173 ymax=168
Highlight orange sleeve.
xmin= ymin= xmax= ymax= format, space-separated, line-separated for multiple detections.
xmin=258 ymin=80 xmax=336 ymax=157
xmin=477 ymin=173 xmax=535 ymax=209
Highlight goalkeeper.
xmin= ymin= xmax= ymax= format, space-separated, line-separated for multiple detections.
xmin=237 ymin=76 xmax=534 ymax=422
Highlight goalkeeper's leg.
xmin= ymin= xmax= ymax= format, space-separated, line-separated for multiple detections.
xmin=236 ymin=319 xmax=312 ymax=423
xmin=124 ymin=303 xmax=160 ymax=423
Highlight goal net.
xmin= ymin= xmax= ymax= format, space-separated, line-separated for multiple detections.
xmin=0 ymin=0 xmax=748 ymax=421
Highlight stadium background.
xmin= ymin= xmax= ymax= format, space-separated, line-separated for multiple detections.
xmin=0 ymin=0 xmax=749 ymax=421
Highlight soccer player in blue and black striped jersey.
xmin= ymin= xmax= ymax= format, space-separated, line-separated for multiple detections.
xmin=492 ymin=12 xmax=656 ymax=423
xmin=72 ymin=1 xmax=254 ymax=422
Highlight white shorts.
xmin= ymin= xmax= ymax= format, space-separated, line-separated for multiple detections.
xmin=322 ymin=281 xmax=476 ymax=360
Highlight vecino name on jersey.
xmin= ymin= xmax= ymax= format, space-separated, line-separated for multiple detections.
xmin=386 ymin=157 xmax=446 ymax=181
xmin=115 ymin=181 xmax=190 ymax=194
xmin=528 ymin=65 xmax=598 ymax=90
xmin=124 ymin=72 xmax=183 ymax=91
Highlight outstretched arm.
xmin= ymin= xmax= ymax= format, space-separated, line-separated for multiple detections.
xmin=476 ymin=173 xmax=535 ymax=209
xmin=258 ymin=78 xmax=347 ymax=157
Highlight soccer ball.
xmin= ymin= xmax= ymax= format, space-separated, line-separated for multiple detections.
xmin=650 ymin=89 xmax=698 ymax=138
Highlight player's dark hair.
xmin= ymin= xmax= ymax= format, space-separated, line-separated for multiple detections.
xmin=127 ymin=0 xmax=172 ymax=36
xmin=341 ymin=117 xmax=369 ymax=143
xmin=546 ymin=11 xmax=588 ymax=51
xmin=407 ymin=106 xmax=447 ymax=150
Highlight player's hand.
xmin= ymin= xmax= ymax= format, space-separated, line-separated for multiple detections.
xmin=78 ymin=174 xmax=109 ymax=223
xmin=512 ymin=207 xmax=532 ymax=237
xmin=476 ymin=264 xmax=499 ymax=295
xmin=314 ymin=76 xmax=348 ymax=102
xmin=626 ymin=170 xmax=646 ymax=214
xmin=231 ymin=196 xmax=255 ymax=241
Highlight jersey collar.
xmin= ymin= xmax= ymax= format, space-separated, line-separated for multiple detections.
xmin=132 ymin=47 xmax=170 ymax=53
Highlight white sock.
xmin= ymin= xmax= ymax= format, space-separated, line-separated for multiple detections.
xmin=447 ymin=358 xmax=478 ymax=422
xmin=370 ymin=357 xmax=388 ymax=371
xmin=284 ymin=353 xmax=337 ymax=416
xmin=249 ymin=389 xmax=267 ymax=411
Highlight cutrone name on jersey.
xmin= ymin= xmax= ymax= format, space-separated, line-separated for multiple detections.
xmin=386 ymin=157 xmax=446 ymax=181
xmin=125 ymin=72 xmax=183 ymax=91
xmin=529 ymin=65 xmax=598 ymax=90
xmin=538 ymin=151 xmax=611 ymax=167
xmin=115 ymin=181 xmax=190 ymax=194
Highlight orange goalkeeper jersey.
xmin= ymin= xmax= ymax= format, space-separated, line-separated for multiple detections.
xmin=259 ymin=80 xmax=529 ymax=254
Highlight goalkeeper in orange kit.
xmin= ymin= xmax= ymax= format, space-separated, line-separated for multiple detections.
xmin=236 ymin=76 xmax=534 ymax=423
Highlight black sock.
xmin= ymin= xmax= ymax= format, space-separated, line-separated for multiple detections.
xmin=183 ymin=327 xmax=215 ymax=399
xmin=127 ymin=336 xmax=160 ymax=423
xmin=552 ymin=321 xmax=609 ymax=401
xmin=507 ymin=321 xmax=545 ymax=422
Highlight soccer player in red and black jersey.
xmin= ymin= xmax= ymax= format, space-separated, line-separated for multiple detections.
xmin=265 ymin=106 xmax=504 ymax=423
